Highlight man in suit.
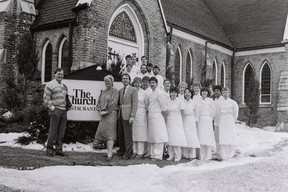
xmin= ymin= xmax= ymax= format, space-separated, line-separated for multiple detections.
xmin=118 ymin=73 xmax=138 ymax=159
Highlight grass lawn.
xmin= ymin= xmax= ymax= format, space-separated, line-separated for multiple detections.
xmin=0 ymin=146 xmax=190 ymax=170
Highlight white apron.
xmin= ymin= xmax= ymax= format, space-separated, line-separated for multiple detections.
xmin=166 ymin=98 xmax=187 ymax=147
xmin=132 ymin=89 xmax=148 ymax=141
xmin=197 ymin=97 xmax=216 ymax=148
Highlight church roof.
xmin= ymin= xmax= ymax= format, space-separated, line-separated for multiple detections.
xmin=161 ymin=0 xmax=288 ymax=50
xmin=161 ymin=0 xmax=234 ymax=48
xmin=33 ymin=0 xmax=78 ymax=27
xmin=203 ymin=0 xmax=288 ymax=49
xmin=33 ymin=0 xmax=288 ymax=50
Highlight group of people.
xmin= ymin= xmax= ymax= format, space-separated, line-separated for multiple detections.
xmin=94 ymin=55 xmax=239 ymax=162
xmin=43 ymin=56 xmax=239 ymax=163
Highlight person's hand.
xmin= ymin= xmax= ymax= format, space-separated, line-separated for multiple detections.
xmin=129 ymin=117 xmax=135 ymax=124
xmin=100 ymin=111 xmax=108 ymax=116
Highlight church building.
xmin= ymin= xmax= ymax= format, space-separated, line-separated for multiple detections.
xmin=1 ymin=0 xmax=288 ymax=127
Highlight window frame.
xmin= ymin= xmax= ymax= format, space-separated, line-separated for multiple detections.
xmin=260 ymin=61 xmax=272 ymax=104
xmin=41 ymin=40 xmax=53 ymax=84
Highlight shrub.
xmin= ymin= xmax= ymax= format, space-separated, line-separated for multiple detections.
xmin=246 ymin=71 xmax=260 ymax=126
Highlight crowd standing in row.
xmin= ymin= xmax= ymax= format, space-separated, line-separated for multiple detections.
xmin=43 ymin=55 xmax=239 ymax=162
xmin=94 ymin=55 xmax=239 ymax=162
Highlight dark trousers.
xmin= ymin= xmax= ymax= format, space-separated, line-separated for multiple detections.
xmin=47 ymin=108 xmax=67 ymax=151
xmin=117 ymin=115 xmax=133 ymax=158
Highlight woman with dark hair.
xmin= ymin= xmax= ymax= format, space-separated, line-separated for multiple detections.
xmin=182 ymin=88 xmax=200 ymax=159
xmin=166 ymin=87 xmax=187 ymax=161
xmin=94 ymin=75 xmax=119 ymax=161
xmin=197 ymin=87 xmax=216 ymax=161
xmin=217 ymin=87 xmax=239 ymax=160
xmin=131 ymin=77 xmax=148 ymax=158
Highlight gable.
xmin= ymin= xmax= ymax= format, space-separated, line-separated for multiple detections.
xmin=204 ymin=0 xmax=288 ymax=49
xmin=161 ymin=0 xmax=234 ymax=48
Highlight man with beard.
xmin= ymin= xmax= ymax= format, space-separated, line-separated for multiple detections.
xmin=146 ymin=63 xmax=154 ymax=77
xmin=153 ymin=65 xmax=164 ymax=90
xmin=137 ymin=64 xmax=148 ymax=79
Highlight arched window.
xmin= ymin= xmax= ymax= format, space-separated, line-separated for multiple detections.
xmin=42 ymin=41 xmax=53 ymax=83
xmin=260 ymin=62 xmax=271 ymax=103
xmin=108 ymin=4 xmax=144 ymax=67
xmin=221 ymin=62 xmax=226 ymax=87
xmin=186 ymin=50 xmax=192 ymax=83
xmin=213 ymin=60 xmax=218 ymax=85
xmin=243 ymin=63 xmax=253 ymax=103
xmin=58 ymin=38 xmax=69 ymax=74
xmin=174 ymin=46 xmax=182 ymax=86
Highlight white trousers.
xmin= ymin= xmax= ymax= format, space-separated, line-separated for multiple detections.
xmin=168 ymin=146 xmax=182 ymax=161
xmin=219 ymin=144 xmax=236 ymax=160
xmin=200 ymin=145 xmax=213 ymax=160
xmin=133 ymin=141 xmax=146 ymax=155
xmin=150 ymin=143 xmax=164 ymax=160
xmin=214 ymin=126 xmax=220 ymax=154
xmin=182 ymin=147 xmax=197 ymax=158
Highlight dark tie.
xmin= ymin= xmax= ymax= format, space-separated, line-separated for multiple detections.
xmin=123 ymin=86 xmax=126 ymax=96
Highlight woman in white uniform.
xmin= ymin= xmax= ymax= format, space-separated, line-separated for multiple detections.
xmin=178 ymin=81 xmax=188 ymax=100
xmin=132 ymin=77 xmax=148 ymax=158
xmin=217 ymin=87 xmax=239 ymax=160
xmin=166 ymin=87 xmax=187 ymax=161
xmin=182 ymin=88 xmax=200 ymax=159
xmin=197 ymin=87 xmax=216 ymax=160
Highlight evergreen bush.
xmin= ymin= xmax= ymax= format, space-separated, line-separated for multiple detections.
xmin=246 ymin=71 xmax=260 ymax=126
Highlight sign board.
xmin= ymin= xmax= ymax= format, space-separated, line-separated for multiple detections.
xmin=62 ymin=79 xmax=122 ymax=121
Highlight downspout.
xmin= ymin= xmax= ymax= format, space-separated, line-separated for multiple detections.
xmin=231 ymin=49 xmax=236 ymax=99
xmin=205 ymin=41 xmax=208 ymax=66
xmin=68 ymin=22 xmax=73 ymax=72
xmin=201 ymin=41 xmax=209 ymax=82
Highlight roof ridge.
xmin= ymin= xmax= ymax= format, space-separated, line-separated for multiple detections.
xmin=202 ymin=0 xmax=236 ymax=49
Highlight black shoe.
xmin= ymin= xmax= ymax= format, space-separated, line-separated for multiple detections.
xmin=47 ymin=151 xmax=55 ymax=157
xmin=55 ymin=151 xmax=69 ymax=157
xmin=122 ymin=156 xmax=131 ymax=160
xmin=116 ymin=152 xmax=124 ymax=156
xmin=46 ymin=149 xmax=55 ymax=157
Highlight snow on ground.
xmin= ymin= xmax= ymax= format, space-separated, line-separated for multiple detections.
xmin=1 ymin=122 xmax=288 ymax=192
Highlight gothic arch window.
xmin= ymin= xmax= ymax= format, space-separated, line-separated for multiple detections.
xmin=243 ymin=63 xmax=253 ymax=104
xmin=186 ymin=50 xmax=192 ymax=83
xmin=108 ymin=4 xmax=144 ymax=65
xmin=221 ymin=62 xmax=226 ymax=87
xmin=260 ymin=62 xmax=271 ymax=103
xmin=41 ymin=40 xmax=53 ymax=84
xmin=213 ymin=60 xmax=218 ymax=85
xmin=58 ymin=37 xmax=69 ymax=74
xmin=174 ymin=46 xmax=182 ymax=86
